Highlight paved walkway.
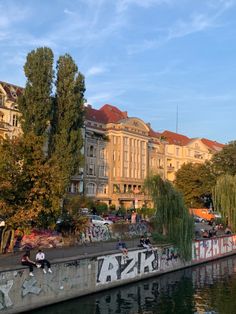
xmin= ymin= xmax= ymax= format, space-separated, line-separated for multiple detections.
xmin=0 ymin=238 xmax=140 ymax=271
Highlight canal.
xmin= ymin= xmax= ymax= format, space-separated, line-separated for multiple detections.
xmin=29 ymin=255 xmax=236 ymax=314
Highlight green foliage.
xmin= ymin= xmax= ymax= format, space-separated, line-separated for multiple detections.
xmin=145 ymin=175 xmax=194 ymax=260
xmin=211 ymin=141 xmax=236 ymax=176
xmin=0 ymin=47 xmax=85 ymax=232
xmin=0 ymin=134 xmax=61 ymax=228
xmin=175 ymin=162 xmax=216 ymax=208
xmin=109 ymin=204 xmax=116 ymax=211
xmin=95 ymin=202 xmax=108 ymax=215
xmin=18 ymin=47 xmax=54 ymax=136
xmin=213 ymin=174 xmax=236 ymax=231
xmin=52 ymin=54 xmax=85 ymax=193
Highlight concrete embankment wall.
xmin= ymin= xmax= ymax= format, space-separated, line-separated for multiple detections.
xmin=1 ymin=234 xmax=236 ymax=314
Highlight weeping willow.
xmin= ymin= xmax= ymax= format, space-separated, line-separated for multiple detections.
xmin=145 ymin=175 xmax=194 ymax=260
xmin=213 ymin=174 xmax=236 ymax=231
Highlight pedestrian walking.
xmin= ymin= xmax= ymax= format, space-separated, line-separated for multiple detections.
xmin=36 ymin=249 xmax=52 ymax=274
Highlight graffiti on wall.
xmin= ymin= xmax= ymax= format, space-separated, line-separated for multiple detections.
xmin=97 ymin=249 xmax=159 ymax=285
xmin=192 ymin=235 xmax=236 ymax=262
xmin=81 ymin=224 xmax=111 ymax=242
xmin=128 ymin=223 xmax=148 ymax=236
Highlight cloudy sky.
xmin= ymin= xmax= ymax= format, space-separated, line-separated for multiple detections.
xmin=1 ymin=0 xmax=236 ymax=143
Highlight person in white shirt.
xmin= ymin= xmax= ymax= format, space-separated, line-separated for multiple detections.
xmin=36 ymin=249 xmax=52 ymax=274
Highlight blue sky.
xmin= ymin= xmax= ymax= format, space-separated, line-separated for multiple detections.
xmin=1 ymin=0 xmax=236 ymax=143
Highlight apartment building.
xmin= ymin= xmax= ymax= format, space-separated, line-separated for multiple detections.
xmin=0 ymin=81 xmax=224 ymax=209
xmin=84 ymin=104 xmax=166 ymax=208
xmin=162 ymin=130 xmax=224 ymax=181
xmin=0 ymin=81 xmax=22 ymax=140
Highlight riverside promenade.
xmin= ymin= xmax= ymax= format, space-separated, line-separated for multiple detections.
xmin=0 ymin=238 xmax=140 ymax=271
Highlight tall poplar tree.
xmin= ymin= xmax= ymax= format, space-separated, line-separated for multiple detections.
xmin=18 ymin=47 xmax=54 ymax=136
xmin=53 ymin=54 xmax=85 ymax=194
xmin=0 ymin=47 xmax=86 ymax=228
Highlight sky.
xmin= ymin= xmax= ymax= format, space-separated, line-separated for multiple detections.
xmin=1 ymin=0 xmax=236 ymax=144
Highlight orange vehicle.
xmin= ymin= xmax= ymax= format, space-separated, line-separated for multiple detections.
xmin=189 ymin=208 xmax=215 ymax=222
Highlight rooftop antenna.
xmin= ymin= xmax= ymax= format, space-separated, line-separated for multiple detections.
xmin=176 ymin=104 xmax=178 ymax=133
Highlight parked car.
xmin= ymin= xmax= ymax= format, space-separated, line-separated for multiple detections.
xmin=193 ymin=215 xmax=206 ymax=223
xmin=87 ymin=215 xmax=113 ymax=225
xmin=103 ymin=213 xmax=124 ymax=223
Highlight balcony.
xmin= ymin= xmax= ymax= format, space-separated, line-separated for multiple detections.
xmin=0 ymin=121 xmax=10 ymax=131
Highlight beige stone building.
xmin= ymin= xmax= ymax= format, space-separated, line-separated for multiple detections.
xmin=0 ymin=81 xmax=22 ymax=140
xmin=161 ymin=130 xmax=224 ymax=181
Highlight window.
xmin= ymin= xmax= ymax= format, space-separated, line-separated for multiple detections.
xmin=99 ymin=165 xmax=106 ymax=177
xmin=176 ymin=147 xmax=179 ymax=156
xmin=124 ymin=137 xmax=128 ymax=145
xmin=88 ymin=145 xmax=96 ymax=157
xmin=0 ymin=95 xmax=4 ymax=106
xmin=69 ymin=182 xmax=81 ymax=193
xmin=98 ymin=184 xmax=107 ymax=194
xmin=99 ymin=147 xmax=104 ymax=159
xmin=12 ymin=114 xmax=18 ymax=127
xmin=87 ymin=164 xmax=95 ymax=176
xmin=86 ymin=183 xmax=96 ymax=195
xmin=124 ymin=151 xmax=128 ymax=161
xmin=0 ymin=111 xmax=3 ymax=121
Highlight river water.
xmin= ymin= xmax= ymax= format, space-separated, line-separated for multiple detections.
xmin=30 ymin=256 xmax=236 ymax=314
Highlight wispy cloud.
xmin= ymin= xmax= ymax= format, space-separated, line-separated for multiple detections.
xmin=116 ymin=0 xmax=172 ymax=12
xmin=127 ymin=0 xmax=235 ymax=55
xmin=86 ymin=65 xmax=108 ymax=77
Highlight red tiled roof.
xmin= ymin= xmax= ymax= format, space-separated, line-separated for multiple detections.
xmin=85 ymin=104 xmax=127 ymax=123
xmin=161 ymin=130 xmax=191 ymax=146
xmin=0 ymin=81 xmax=23 ymax=101
xmin=201 ymin=138 xmax=224 ymax=152
xmin=148 ymin=127 xmax=162 ymax=138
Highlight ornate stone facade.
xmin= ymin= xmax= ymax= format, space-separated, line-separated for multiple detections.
xmin=0 ymin=81 xmax=22 ymax=140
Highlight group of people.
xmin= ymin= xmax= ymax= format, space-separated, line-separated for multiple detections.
xmin=116 ymin=235 xmax=153 ymax=259
xmin=201 ymin=224 xmax=232 ymax=239
xmin=138 ymin=236 xmax=153 ymax=251
xmin=21 ymin=249 xmax=52 ymax=277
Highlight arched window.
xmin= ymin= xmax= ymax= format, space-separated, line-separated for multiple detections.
xmin=86 ymin=183 xmax=96 ymax=196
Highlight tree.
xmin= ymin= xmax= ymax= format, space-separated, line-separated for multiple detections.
xmin=0 ymin=47 xmax=85 ymax=230
xmin=175 ymin=162 xmax=216 ymax=208
xmin=0 ymin=134 xmax=61 ymax=228
xmin=211 ymin=141 xmax=236 ymax=176
xmin=18 ymin=47 xmax=54 ymax=136
xmin=52 ymin=54 xmax=85 ymax=194
xmin=145 ymin=175 xmax=193 ymax=260
xmin=213 ymin=174 xmax=236 ymax=230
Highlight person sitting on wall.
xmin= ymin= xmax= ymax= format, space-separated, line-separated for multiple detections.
xmin=36 ymin=249 xmax=52 ymax=274
xmin=143 ymin=237 xmax=153 ymax=251
xmin=202 ymin=230 xmax=209 ymax=238
xmin=21 ymin=251 xmax=40 ymax=277
xmin=138 ymin=236 xmax=145 ymax=248
xmin=116 ymin=239 xmax=129 ymax=258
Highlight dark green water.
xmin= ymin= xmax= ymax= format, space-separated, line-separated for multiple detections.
xmin=30 ymin=256 xmax=236 ymax=314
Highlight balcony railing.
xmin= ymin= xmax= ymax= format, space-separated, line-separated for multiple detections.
xmin=0 ymin=121 xmax=10 ymax=130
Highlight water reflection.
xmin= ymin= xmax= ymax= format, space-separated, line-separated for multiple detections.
xmin=30 ymin=256 xmax=236 ymax=314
